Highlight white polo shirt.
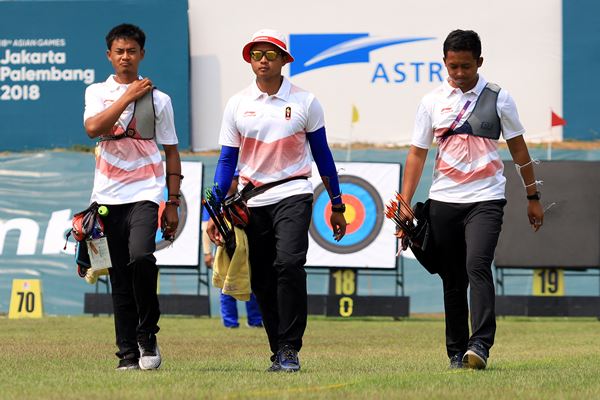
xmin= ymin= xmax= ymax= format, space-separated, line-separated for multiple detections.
xmin=219 ymin=77 xmax=324 ymax=207
xmin=83 ymin=75 xmax=178 ymax=206
xmin=412 ymin=75 xmax=525 ymax=203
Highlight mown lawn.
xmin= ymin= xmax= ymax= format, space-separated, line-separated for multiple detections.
xmin=0 ymin=315 xmax=599 ymax=399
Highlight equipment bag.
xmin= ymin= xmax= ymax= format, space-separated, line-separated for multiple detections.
xmin=222 ymin=176 xmax=307 ymax=228
xmin=404 ymin=200 xmax=439 ymax=275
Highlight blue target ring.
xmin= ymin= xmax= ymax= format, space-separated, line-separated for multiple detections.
xmin=310 ymin=175 xmax=383 ymax=254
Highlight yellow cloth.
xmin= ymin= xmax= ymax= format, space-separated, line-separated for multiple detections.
xmin=85 ymin=268 xmax=109 ymax=285
xmin=212 ymin=227 xmax=251 ymax=301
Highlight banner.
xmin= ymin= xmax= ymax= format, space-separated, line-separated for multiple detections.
xmin=307 ymin=162 xmax=401 ymax=269
xmin=189 ymin=0 xmax=562 ymax=150
xmin=0 ymin=0 xmax=190 ymax=151
xmin=0 ymin=153 xmax=203 ymax=314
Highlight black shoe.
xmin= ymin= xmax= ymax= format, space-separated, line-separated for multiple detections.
xmin=266 ymin=354 xmax=281 ymax=372
xmin=116 ymin=357 xmax=140 ymax=370
xmin=277 ymin=345 xmax=300 ymax=372
xmin=137 ymin=333 xmax=161 ymax=370
xmin=449 ymin=352 xmax=464 ymax=369
xmin=463 ymin=342 xmax=488 ymax=370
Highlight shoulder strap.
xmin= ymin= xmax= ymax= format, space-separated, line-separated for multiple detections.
xmin=239 ymin=176 xmax=308 ymax=201
xmin=99 ymin=89 xmax=156 ymax=142
xmin=485 ymin=82 xmax=501 ymax=93
xmin=127 ymin=88 xmax=156 ymax=140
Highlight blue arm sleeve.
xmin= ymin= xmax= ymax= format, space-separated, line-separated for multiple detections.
xmin=213 ymin=145 xmax=239 ymax=202
xmin=306 ymin=126 xmax=343 ymax=205
xmin=201 ymin=207 xmax=210 ymax=222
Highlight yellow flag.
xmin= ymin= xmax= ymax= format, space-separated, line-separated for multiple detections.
xmin=351 ymin=104 xmax=359 ymax=124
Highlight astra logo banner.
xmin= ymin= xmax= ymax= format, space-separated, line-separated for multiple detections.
xmin=289 ymin=33 xmax=435 ymax=77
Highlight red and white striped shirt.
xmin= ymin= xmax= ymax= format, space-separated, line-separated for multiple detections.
xmin=219 ymin=77 xmax=324 ymax=207
xmin=412 ymin=76 xmax=525 ymax=203
xmin=83 ymin=75 xmax=178 ymax=205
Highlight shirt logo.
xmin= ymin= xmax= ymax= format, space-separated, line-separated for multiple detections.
xmin=441 ymin=107 xmax=452 ymax=113
xmin=285 ymin=106 xmax=292 ymax=120
xmin=243 ymin=111 xmax=256 ymax=117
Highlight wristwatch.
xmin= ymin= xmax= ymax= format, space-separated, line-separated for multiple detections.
xmin=166 ymin=199 xmax=180 ymax=207
xmin=526 ymin=191 xmax=541 ymax=201
xmin=331 ymin=204 xmax=346 ymax=213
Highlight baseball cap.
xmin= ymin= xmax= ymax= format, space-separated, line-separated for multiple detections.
xmin=242 ymin=29 xmax=294 ymax=63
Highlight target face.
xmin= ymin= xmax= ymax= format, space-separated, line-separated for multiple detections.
xmin=155 ymin=189 xmax=188 ymax=250
xmin=309 ymin=175 xmax=384 ymax=254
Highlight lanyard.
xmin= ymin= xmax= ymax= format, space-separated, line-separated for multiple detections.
xmin=449 ymin=100 xmax=472 ymax=131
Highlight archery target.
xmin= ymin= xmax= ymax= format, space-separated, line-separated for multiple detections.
xmin=155 ymin=161 xmax=202 ymax=267
xmin=310 ymin=175 xmax=384 ymax=254
xmin=155 ymin=189 xmax=188 ymax=250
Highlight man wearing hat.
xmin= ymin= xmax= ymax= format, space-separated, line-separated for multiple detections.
xmin=206 ymin=28 xmax=347 ymax=372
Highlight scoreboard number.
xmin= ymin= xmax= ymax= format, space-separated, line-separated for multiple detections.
xmin=532 ymin=268 xmax=564 ymax=296
xmin=330 ymin=269 xmax=357 ymax=317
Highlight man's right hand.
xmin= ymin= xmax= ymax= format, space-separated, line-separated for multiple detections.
xmin=206 ymin=218 xmax=223 ymax=246
xmin=204 ymin=253 xmax=214 ymax=268
xmin=393 ymin=194 xmax=413 ymax=239
xmin=123 ymin=78 xmax=153 ymax=103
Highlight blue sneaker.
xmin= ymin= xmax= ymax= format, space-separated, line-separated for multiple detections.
xmin=277 ymin=345 xmax=300 ymax=372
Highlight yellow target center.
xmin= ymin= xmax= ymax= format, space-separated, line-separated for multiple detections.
xmin=345 ymin=204 xmax=357 ymax=224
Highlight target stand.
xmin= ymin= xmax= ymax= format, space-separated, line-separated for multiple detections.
xmin=306 ymin=163 xmax=409 ymax=318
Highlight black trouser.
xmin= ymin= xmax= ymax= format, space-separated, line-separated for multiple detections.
xmin=245 ymin=194 xmax=313 ymax=355
xmin=81 ymin=201 xmax=161 ymax=360
xmin=429 ymin=199 xmax=506 ymax=358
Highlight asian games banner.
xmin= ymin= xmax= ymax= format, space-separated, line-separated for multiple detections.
xmin=0 ymin=0 xmax=190 ymax=151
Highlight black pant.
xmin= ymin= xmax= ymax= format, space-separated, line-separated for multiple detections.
xmin=245 ymin=194 xmax=313 ymax=355
xmin=93 ymin=201 xmax=161 ymax=360
xmin=429 ymin=199 xmax=506 ymax=358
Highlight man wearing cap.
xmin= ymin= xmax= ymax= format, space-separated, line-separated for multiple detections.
xmin=206 ymin=28 xmax=347 ymax=372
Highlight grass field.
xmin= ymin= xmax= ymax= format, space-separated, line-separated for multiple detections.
xmin=1 ymin=315 xmax=599 ymax=399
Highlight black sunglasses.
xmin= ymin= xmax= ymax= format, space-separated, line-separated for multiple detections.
xmin=250 ymin=50 xmax=282 ymax=61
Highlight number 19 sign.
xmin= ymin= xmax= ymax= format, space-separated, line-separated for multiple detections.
xmin=532 ymin=269 xmax=564 ymax=296
xmin=8 ymin=279 xmax=43 ymax=319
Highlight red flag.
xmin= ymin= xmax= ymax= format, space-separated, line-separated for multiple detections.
xmin=551 ymin=110 xmax=566 ymax=127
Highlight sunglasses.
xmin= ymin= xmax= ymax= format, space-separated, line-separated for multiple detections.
xmin=249 ymin=50 xmax=282 ymax=61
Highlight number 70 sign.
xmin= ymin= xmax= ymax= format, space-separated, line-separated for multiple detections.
xmin=8 ymin=279 xmax=43 ymax=319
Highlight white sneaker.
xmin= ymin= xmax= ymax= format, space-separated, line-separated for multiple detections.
xmin=138 ymin=334 xmax=162 ymax=370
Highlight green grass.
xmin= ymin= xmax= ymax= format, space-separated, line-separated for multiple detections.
xmin=1 ymin=316 xmax=599 ymax=399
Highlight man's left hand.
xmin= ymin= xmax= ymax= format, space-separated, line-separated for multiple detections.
xmin=330 ymin=211 xmax=347 ymax=242
xmin=528 ymin=200 xmax=544 ymax=232
xmin=161 ymin=205 xmax=179 ymax=240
